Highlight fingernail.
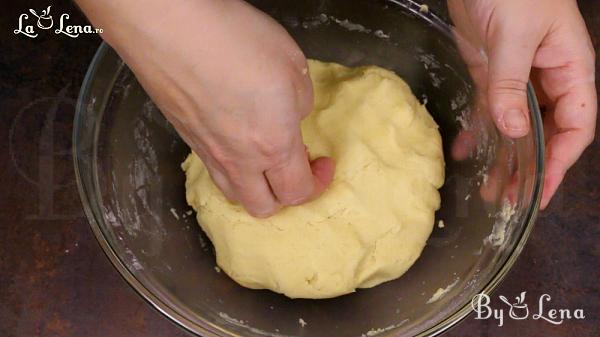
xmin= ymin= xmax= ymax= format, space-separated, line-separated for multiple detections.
xmin=502 ymin=108 xmax=528 ymax=132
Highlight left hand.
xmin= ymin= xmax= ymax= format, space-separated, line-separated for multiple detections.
xmin=449 ymin=0 xmax=597 ymax=209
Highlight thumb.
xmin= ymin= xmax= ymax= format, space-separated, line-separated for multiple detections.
xmin=487 ymin=21 xmax=539 ymax=138
xmin=264 ymin=138 xmax=335 ymax=207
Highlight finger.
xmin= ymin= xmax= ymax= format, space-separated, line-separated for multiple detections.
xmin=451 ymin=92 xmax=490 ymax=162
xmin=479 ymin=162 xmax=502 ymax=203
xmin=176 ymin=126 xmax=280 ymax=216
xmin=542 ymin=96 xmax=596 ymax=209
xmin=174 ymin=128 xmax=239 ymax=202
xmin=196 ymin=147 xmax=281 ymax=217
xmin=310 ymin=156 xmax=336 ymax=189
xmin=448 ymin=1 xmax=489 ymax=93
xmin=487 ymin=16 xmax=540 ymax=138
xmin=505 ymin=170 xmax=520 ymax=205
xmin=203 ymin=161 xmax=237 ymax=202
xmin=537 ymin=39 xmax=597 ymax=208
xmin=265 ymin=140 xmax=335 ymax=206
xmin=451 ymin=128 xmax=476 ymax=161
xmin=230 ymin=171 xmax=281 ymax=218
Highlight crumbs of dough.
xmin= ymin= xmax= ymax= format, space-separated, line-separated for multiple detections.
xmin=170 ymin=208 xmax=179 ymax=220
xmin=374 ymin=30 xmax=390 ymax=39
xmin=484 ymin=200 xmax=516 ymax=247
xmin=437 ymin=220 xmax=445 ymax=228
xmin=361 ymin=319 xmax=410 ymax=337
xmin=426 ymin=278 xmax=460 ymax=304
xmin=218 ymin=312 xmax=245 ymax=325
xmin=330 ymin=17 xmax=371 ymax=33
xmin=299 ymin=318 xmax=307 ymax=327
xmin=419 ymin=4 xmax=429 ymax=13
xmin=365 ymin=328 xmax=386 ymax=336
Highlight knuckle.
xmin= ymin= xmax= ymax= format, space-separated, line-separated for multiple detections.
xmin=491 ymin=78 xmax=528 ymax=96
xmin=226 ymin=172 xmax=247 ymax=192
xmin=280 ymin=187 xmax=313 ymax=206
xmin=205 ymin=142 xmax=228 ymax=163
xmin=210 ymin=150 xmax=241 ymax=181
xmin=293 ymin=76 xmax=314 ymax=119
xmin=266 ymin=64 xmax=301 ymax=93
xmin=239 ymin=195 xmax=277 ymax=218
xmin=246 ymin=208 xmax=273 ymax=218
xmin=253 ymin=134 xmax=294 ymax=163
xmin=274 ymin=171 xmax=315 ymax=205
xmin=203 ymin=142 xmax=245 ymax=179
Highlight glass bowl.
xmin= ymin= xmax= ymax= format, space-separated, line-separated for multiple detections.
xmin=73 ymin=0 xmax=544 ymax=336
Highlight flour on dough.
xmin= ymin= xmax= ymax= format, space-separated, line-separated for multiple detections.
xmin=182 ymin=60 xmax=445 ymax=299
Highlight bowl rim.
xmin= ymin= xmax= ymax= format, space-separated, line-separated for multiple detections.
xmin=73 ymin=2 xmax=545 ymax=336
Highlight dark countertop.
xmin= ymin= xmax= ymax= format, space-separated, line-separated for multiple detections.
xmin=1 ymin=1 xmax=598 ymax=337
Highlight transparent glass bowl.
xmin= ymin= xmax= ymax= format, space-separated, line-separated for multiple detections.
xmin=73 ymin=1 xmax=544 ymax=336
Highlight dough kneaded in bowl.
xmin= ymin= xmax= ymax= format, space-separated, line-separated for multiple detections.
xmin=182 ymin=60 xmax=445 ymax=299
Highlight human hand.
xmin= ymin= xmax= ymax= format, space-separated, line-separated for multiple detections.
xmin=76 ymin=0 xmax=335 ymax=217
xmin=449 ymin=0 xmax=597 ymax=209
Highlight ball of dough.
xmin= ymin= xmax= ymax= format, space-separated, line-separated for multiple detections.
xmin=182 ymin=60 xmax=445 ymax=299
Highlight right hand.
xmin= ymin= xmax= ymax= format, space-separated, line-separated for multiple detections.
xmin=78 ymin=0 xmax=335 ymax=217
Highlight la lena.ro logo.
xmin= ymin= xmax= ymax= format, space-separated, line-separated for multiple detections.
xmin=472 ymin=291 xmax=585 ymax=327
xmin=14 ymin=5 xmax=102 ymax=38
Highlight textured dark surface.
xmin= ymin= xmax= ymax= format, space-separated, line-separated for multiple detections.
xmin=0 ymin=1 xmax=599 ymax=337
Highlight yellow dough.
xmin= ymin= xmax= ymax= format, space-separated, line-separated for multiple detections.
xmin=182 ymin=60 xmax=445 ymax=299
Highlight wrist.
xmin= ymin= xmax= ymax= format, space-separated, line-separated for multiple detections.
xmin=74 ymin=0 xmax=222 ymax=50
